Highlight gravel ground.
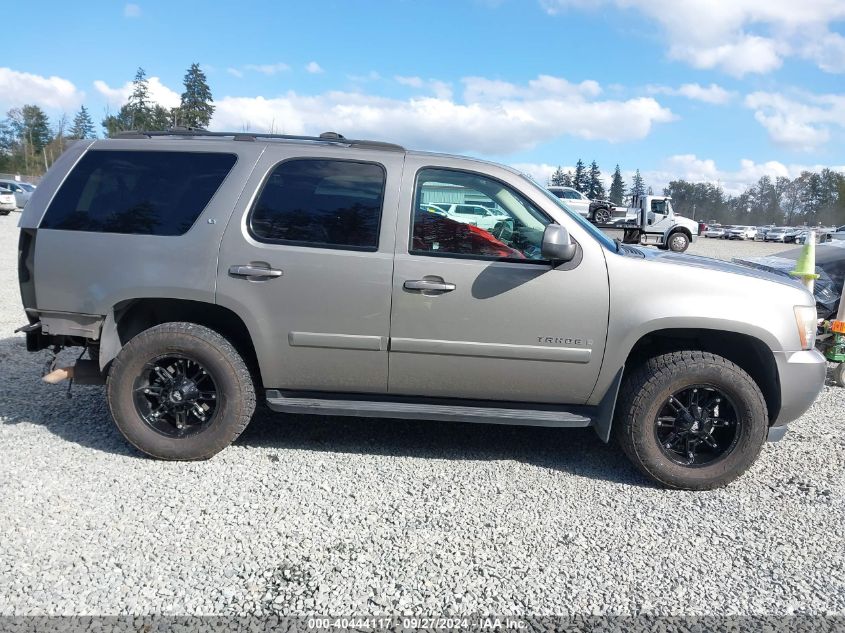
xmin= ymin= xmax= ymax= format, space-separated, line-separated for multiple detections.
xmin=0 ymin=212 xmax=843 ymax=617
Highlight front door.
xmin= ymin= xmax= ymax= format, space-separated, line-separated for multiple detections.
xmin=216 ymin=148 xmax=403 ymax=393
xmin=388 ymin=160 xmax=610 ymax=404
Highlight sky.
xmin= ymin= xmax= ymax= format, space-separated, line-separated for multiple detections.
xmin=2 ymin=0 xmax=845 ymax=194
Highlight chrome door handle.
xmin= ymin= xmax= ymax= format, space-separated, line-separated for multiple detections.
xmin=229 ymin=264 xmax=283 ymax=279
xmin=404 ymin=279 xmax=456 ymax=292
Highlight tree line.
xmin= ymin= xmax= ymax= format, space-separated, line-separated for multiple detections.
xmin=549 ymin=160 xmax=845 ymax=226
xmin=549 ymin=161 xmax=650 ymax=205
xmin=0 ymin=63 xmax=214 ymax=176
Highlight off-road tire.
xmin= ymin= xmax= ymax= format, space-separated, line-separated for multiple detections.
xmin=107 ymin=322 xmax=255 ymax=460
xmin=834 ymin=363 xmax=845 ymax=389
xmin=613 ymin=351 xmax=768 ymax=490
xmin=668 ymin=231 xmax=690 ymax=252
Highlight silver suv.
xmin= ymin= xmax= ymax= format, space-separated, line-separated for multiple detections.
xmin=16 ymin=130 xmax=826 ymax=489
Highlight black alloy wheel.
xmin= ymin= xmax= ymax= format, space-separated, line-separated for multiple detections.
xmin=654 ymin=385 xmax=740 ymax=467
xmin=133 ymin=355 xmax=219 ymax=438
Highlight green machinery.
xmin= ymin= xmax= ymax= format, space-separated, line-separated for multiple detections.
xmin=818 ymin=282 xmax=845 ymax=387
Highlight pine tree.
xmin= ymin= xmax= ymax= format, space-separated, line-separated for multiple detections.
xmin=561 ymin=171 xmax=573 ymax=187
xmin=609 ymin=164 xmax=625 ymax=205
xmin=102 ymin=67 xmax=170 ymax=135
xmin=572 ymin=159 xmax=587 ymax=193
xmin=177 ymin=63 xmax=214 ymax=129
xmin=630 ymin=169 xmax=646 ymax=199
xmin=69 ymin=106 xmax=96 ymax=139
xmin=128 ymin=67 xmax=151 ymax=119
xmin=586 ymin=160 xmax=605 ymax=199
xmin=549 ymin=166 xmax=566 ymax=186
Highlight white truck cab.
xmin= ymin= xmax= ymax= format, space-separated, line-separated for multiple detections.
xmin=621 ymin=195 xmax=699 ymax=253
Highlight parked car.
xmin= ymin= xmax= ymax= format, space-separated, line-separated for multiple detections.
xmin=764 ymin=227 xmax=790 ymax=242
xmin=0 ymin=187 xmax=16 ymax=215
xmin=783 ymin=228 xmax=806 ymax=243
xmin=17 ymin=131 xmax=825 ymax=490
xmin=831 ymin=225 xmax=845 ymax=241
xmin=754 ymin=226 xmax=773 ymax=241
xmin=720 ymin=225 xmax=735 ymax=239
xmin=728 ymin=226 xmax=757 ymax=240
xmin=0 ymin=179 xmax=33 ymax=208
xmin=704 ymin=226 xmax=725 ymax=238
xmin=793 ymin=230 xmax=832 ymax=245
xmin=435 ymin=203 xmax=510 ymax=231
xmin=546 ymin=186 xmax=612 ymax=223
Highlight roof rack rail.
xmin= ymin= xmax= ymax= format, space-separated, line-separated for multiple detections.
xmin=113 ymin=128 xmax=405 ymax=151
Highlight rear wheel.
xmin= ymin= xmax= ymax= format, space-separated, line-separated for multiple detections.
xmin=592 ymin=207 xmax=612 ymax=224
xmin=614 ymin=351 xmax=768 ymax=489
xmin=107 ymin=322 xmax=255 ymax=460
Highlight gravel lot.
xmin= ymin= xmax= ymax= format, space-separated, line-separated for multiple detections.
xmin=0 ymin=213 xmax=843 ymax=617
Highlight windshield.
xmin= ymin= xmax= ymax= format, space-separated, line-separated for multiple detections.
xmin=523 ymin=176 xmax=618 ymax=251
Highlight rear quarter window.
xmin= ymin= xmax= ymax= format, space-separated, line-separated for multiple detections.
xmin=40 ymin=150 xmax=237 ymax=235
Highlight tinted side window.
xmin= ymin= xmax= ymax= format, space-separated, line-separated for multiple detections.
xmin=249 ymin=159 xmax=385 ymax=251
xmin=41 ymin=151 xmax=236 ymax=235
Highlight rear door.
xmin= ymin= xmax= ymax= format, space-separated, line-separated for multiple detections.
xmin=387 ymin=156 xmax=610 ymax=404
xmin=216 ymin=145 xmax=404 ymax=393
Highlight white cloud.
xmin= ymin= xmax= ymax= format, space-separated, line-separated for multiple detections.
xmin=641 ymin=154 xmax=845 ymax=196
xmin=210 ymin=74 xmax=674 ymax=154
xmin=243 ymin=63 xmax=289 ymax=75
xmin=541 ymin=0 xmax=845 ymax=75
xmin=744 ymin=90 xmax=845 ymax=152
xmin=123 ymin=3 xmax=141 ymax=18
xmin=648 ymin=82 xmax=734 ymax=104
xmin=395 ymin=75 xmax=453 ymax=99
xmin=511 ymin=162 xmax=573 ymax=185
xmin=226 ymin=68 xmax=243 ymax=79
xmin=305 ymin=62 xmax=324 ymax=74
xmin=347 ymin=70 xmax=381 ymax=82
xmin=94 ymin=76 xmax=181 ymax=109
xmin=395 ymin=75 xmax=424 ymax=88
xmin=463 ymin=74 xmax=601 ymax=102
xmin=0 ymin=67 xmax=84 ymax=110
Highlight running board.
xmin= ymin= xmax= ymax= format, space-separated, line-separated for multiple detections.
xmin=265 ymin=390 xmax=593 ymax=428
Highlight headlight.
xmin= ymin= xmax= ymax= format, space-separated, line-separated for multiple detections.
xmin=794 ymin=305 xmax=818 ymax=350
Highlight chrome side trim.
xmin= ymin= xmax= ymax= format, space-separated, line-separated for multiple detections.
xmin=288 ymin=332 xmax=387 ymax=351
xmin=390 ymin=337 xmax=591 ymax=363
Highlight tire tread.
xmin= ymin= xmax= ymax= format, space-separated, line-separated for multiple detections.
xmin=106 ymin=321 xmax=256 ymax=460
xmin=614 ymin=350 xmax=768 ymax=489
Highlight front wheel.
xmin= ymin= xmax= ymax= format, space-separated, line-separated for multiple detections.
xmin=107 ymin=322 xmax=256 ymax=460
xmin=614 ymin=351 xmax=768 ymax=489
xmin=668 ymin=231 xmax=690 ymax=252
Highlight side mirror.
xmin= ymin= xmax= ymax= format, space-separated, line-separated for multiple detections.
xmin=541 ymin=224 xmax=576 ymax=263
